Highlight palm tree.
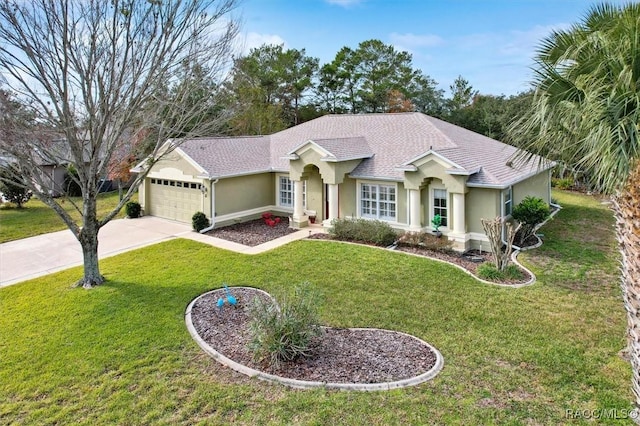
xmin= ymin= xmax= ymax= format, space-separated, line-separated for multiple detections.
xmin=509 ymin=3 xmax=640 ymax=413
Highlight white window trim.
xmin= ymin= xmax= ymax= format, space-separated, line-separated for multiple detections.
xmin=502 ymin=187 xmax=513 ymax=218
xmin=356 ymin=180 xmax=398 ymax=222
xmin=430 ymin=184 xmax=449 ymax=231
xmin=275 ymin=174 xmax=306 ymax=209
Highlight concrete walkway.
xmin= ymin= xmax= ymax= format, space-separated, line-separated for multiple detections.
xmin=0 ymin=216 xmax=325 ymax=288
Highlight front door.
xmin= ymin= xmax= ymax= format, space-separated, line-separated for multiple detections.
xmin=324 ymin=184 xmax=329 ymax=221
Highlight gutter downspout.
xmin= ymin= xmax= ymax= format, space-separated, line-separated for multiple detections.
xmin=200 ymin=178 xmax=219 ymax=233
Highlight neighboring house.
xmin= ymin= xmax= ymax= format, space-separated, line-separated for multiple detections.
xmin=135 ymin=112 xmax=554 ymax=251
xmin=32 ymin=134 xmax=134 ymax=196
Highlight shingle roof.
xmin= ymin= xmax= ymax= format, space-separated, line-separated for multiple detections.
xmin=178 ymin=136 xmax=271 ymax=177
xmin=176 ymin=112 xmax=551 ymax=186
xmin=288 ymin=137 xmax=374 ymax=162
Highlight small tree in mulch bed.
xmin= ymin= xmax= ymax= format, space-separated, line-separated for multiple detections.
xmin=481 ymin=216 xmax=520 ymax=272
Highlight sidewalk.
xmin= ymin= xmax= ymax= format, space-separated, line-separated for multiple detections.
xmin=0 ymin=217 xmax=325 ymax=288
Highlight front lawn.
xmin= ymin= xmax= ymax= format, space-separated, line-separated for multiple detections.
xmin=0 ymin=190 xmax=632 ymax=425
xmin=0 ymin=191 xmax=128 ymax=243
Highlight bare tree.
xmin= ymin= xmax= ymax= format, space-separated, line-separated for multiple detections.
xmin=481 ymin=217 xmax=520 ymax=271
xmin=0 ymin=0 xmax=239 ymax=288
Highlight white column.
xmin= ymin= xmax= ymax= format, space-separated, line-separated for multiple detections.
xmin=327 ymin=183 xmax=339 ymax=221
xmin=293 ymin=179 xmax=304 ymax=221
xmin=452 ymin=192 xmax=465 ymax=234
xmin=409 ymin=189 xmax=421 ymax=230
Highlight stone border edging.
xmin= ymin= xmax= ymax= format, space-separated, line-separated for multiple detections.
xmin=303 ymin=238 xmax=535 ymax=288
xmin=185 ymin=287 xmax=444 ymax=391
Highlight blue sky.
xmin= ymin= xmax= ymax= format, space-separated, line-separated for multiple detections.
xmin=236 ymin=0 xmax=625 ymax=97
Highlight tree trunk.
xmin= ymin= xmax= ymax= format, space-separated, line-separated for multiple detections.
xmin=614 ymin=161 xmax=640 ymax=417
xmin=76 ymin=193 xmax=104 ymax=288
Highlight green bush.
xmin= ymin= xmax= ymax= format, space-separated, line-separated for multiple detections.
xmin=512 ymin=196 xmax=551 ymax=245
xmin=64 ymin=166 xmax=82 ymax=197
xmin=551 ymin=177 xmax=574 ymax=190
xmin=329 ymin=218 xmax=397 ymax=246
xmin=477 ymin=262 xmax=524 ymax=281
xmin=0 ymin=166 xmax=32 ymax=208
xmin=125 ymin=201 xmax=141 ymax=218
xmin=248 ymin=282 xmax=322 ymax=368
xmin=192 ymin=211 xmax=209 ymax=232
xmin=397 ymin=231 xmax=454 ymax=252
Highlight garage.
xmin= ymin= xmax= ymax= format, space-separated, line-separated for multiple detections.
xmin=148 ymin=178 xmax=203 ymax=223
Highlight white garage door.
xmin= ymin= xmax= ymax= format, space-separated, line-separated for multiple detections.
xmin=149 ymin=178 xmax=203 ymax=223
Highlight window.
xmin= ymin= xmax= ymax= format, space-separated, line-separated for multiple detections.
xmin=151 ymin=178 xmax=156 ymax=184
xmin=278 ymin=176 xmax=307 ymax=208
xmin=360 ymin=183 xmax=396 ymax=221
xmin=433 ymin=188 xmax=448 ymax=227
xmin=503 ymin=187 xmax=512 ymax=217
xmin=279 ymin=176 xmax=293 ymax=207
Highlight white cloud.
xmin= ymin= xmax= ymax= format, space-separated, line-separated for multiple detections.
xmin=237 ymin=32 xmax=287 ymax=54
xmin=499 ymin=23 xmax=570 ymax=57
xmin=389 ymin=32 xmax=444 ymax=49
xmin=325 ymin=0 xmax=364 ymax=7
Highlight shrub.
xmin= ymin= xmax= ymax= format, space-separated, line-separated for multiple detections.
xmin=64 ymin=166 xmax=82 ymax=196
xmin=125 ymin=201 xmax=141 ymax=218
xmin=512 ymin=196 xmax=551 ymax=245
xmin=397 ymin=231 xmax=454 ymax=252
xmin=0 ymin=166 xmax=32 ymax=208
xmin=329 ymin=218 xmax=397 ymax=246
xmin=551 ymin=177 xmax=574 ymax=190
xmin=192 ymin=211 xmax=209 ymax=232
xmin=248 ymin=282 xmax=322 ymax=368
xmin=477 ymin=262 xmax=524 ymax=281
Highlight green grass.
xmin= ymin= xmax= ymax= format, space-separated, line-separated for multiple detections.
xmin=0 ymin=190 xmax=632 ymax=425
xmin=0 ymin=191 xmax=128 ymax=243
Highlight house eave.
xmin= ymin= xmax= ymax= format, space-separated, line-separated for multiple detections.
xmin=446 ymin=167 xmax=480 ymax=176
xmin=349 ymin=174 xmax=404 ymax=182
xmin=320 ymin=154 xmax=372 ymax=163
xmin=394 ymin=165 xmax=418 ymax=172
xmin=466 ymin=164 xmax=555 ymax=189
xmin=401 ymin=149 xmax=463 ymax=170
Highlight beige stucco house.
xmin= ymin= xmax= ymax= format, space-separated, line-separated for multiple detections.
xmin=135 ymin=112 xmax=553 ymax=251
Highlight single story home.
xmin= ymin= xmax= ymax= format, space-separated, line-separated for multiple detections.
xmin=134 ymin=112 xmax=553 ymax=251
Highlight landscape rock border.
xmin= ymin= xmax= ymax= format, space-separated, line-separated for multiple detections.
xmin=185 ymin=287 xmax=444 ymax=391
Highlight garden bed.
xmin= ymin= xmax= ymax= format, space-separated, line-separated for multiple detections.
xmin=188 ymin=287 xmax=440 ymax=387
xmin=307 ymin=233 xmax=532 ymax=285
xmin=204 ymin=217 xmax=296 ymax=246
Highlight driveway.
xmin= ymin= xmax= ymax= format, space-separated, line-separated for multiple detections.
xmin=0 ymin=216 xmax=193 ymax=287
xmin=0 ymin=216 xmax=325 ymax=288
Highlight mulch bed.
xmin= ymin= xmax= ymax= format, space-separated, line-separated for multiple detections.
xmin=202 ymin=218 xmax=534 ymax=285
xmin=307 ymin=233 xmax=532 ymax=285
xmin=189 ymin=287 xmax=437 ymax=384
xmin=204 ymin=217 xmax=296 ymax=246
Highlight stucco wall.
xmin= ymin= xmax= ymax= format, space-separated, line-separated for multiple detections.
xmin=513 ymin=170 xmax=551 ymax=205
xmin=305 ymin=167 xmax=324 ymax=221
xmin=396 ymin=182 xmax=408 ymax=224
xmin=214 ymin=173 xmax=274 ymax=216
xmin=466 ymin=187 xmax=499 ymax=234
xmin=150 ymin=151 xmax=202 ymax=178
xmin=340 ymin=177 xmax=357 ymax=218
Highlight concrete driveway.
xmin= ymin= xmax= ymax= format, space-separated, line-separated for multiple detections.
xmin=0 ymin=216 xmax=324 ymax=288
xmin=0 ymin=216 xmax=193 ymax=287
